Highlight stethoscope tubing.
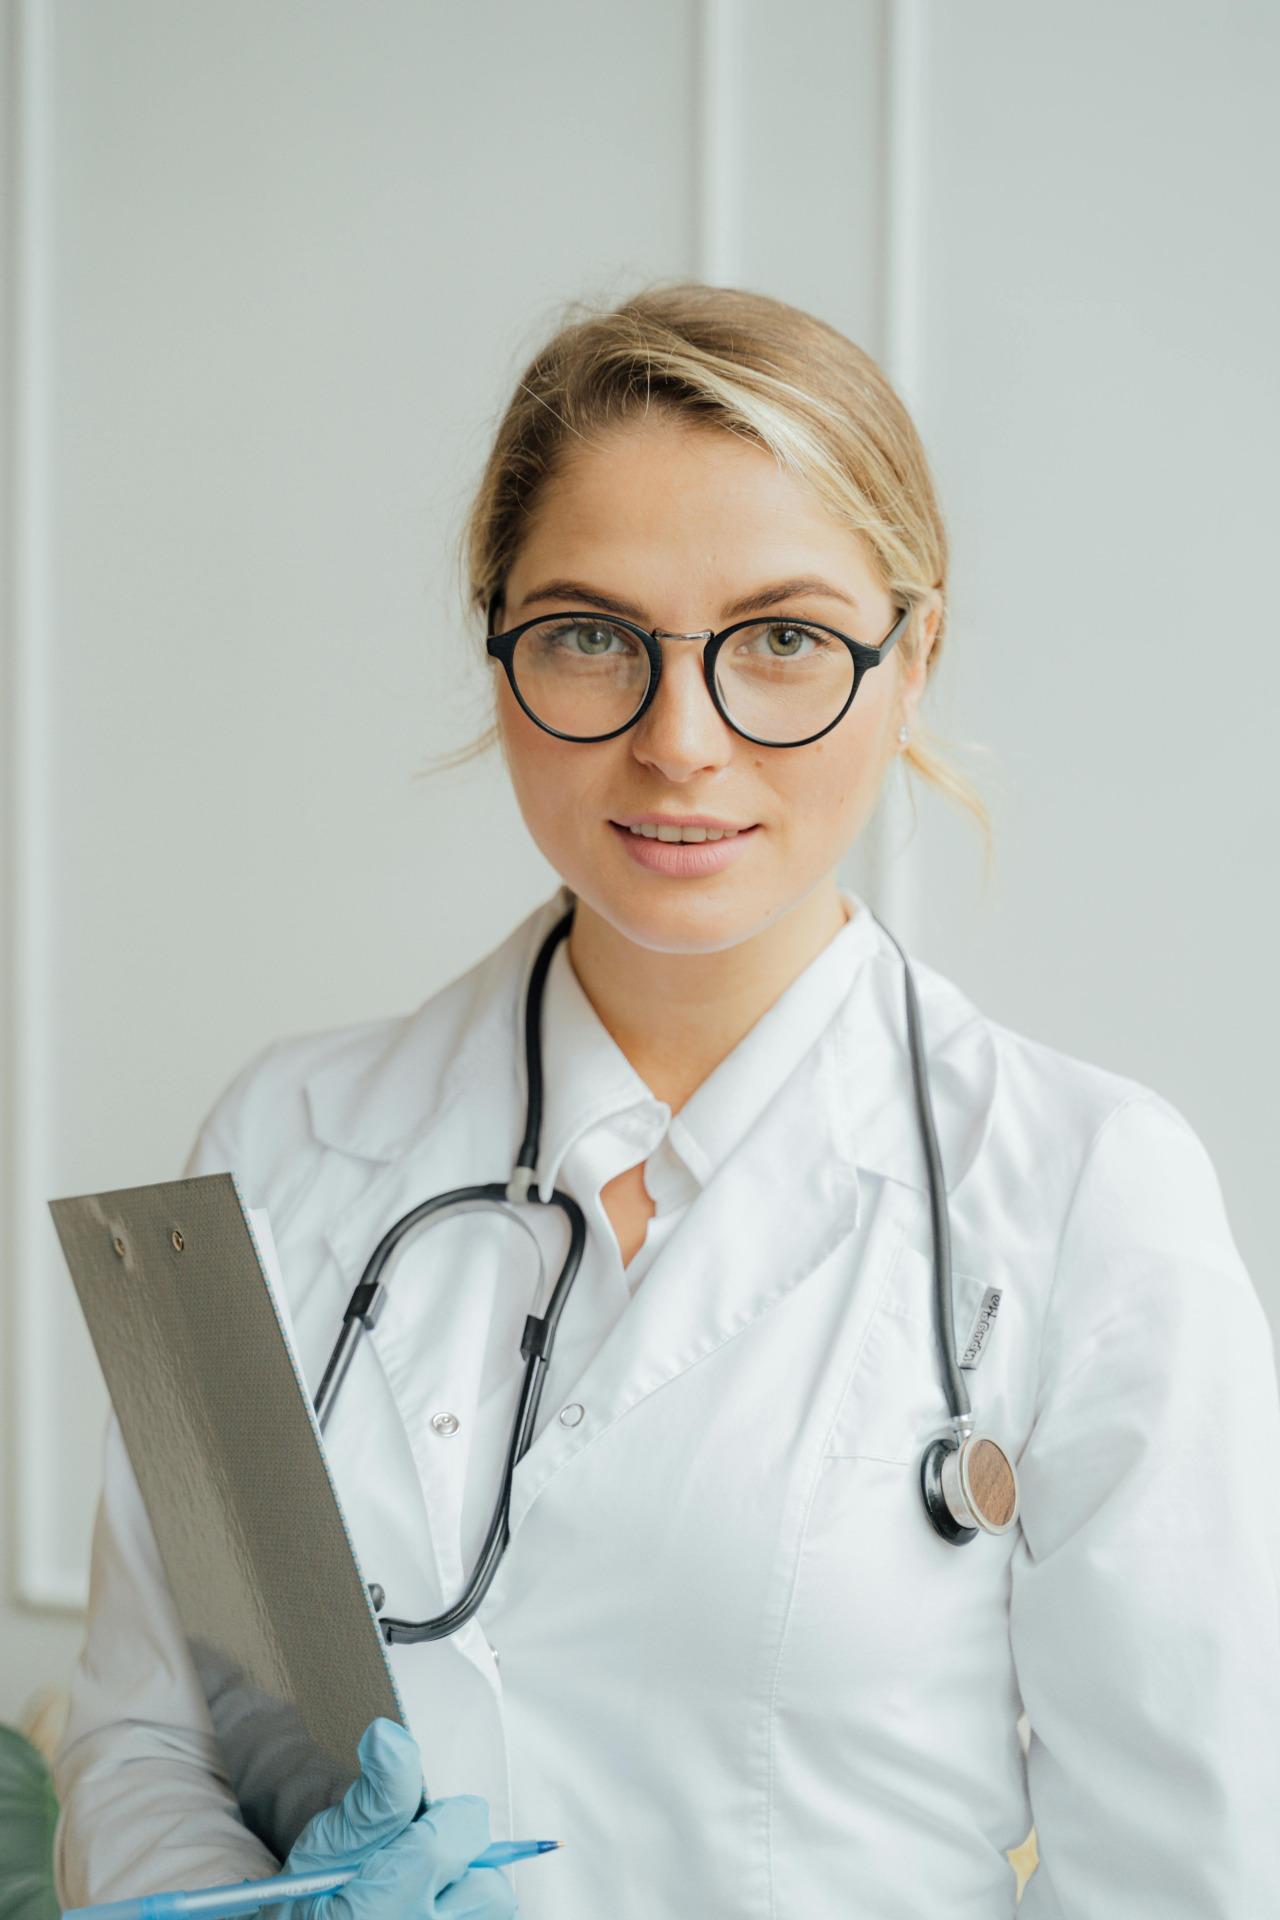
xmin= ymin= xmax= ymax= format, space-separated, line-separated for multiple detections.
xmin=869 ymin=911 xmax=974 ymax=1432
xmin=313 ymin=897 xmax=1013 ymax=1643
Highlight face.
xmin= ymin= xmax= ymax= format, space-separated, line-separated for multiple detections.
xmin=492 ymin=413 xmax=938 ymax=956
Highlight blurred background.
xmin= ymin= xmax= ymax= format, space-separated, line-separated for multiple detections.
xmin=2 ymin=0 xmax=1277 ymax=1736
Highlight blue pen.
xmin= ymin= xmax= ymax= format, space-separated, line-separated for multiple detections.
xmin=61 ymin=1840 xmax=563 ymax=1920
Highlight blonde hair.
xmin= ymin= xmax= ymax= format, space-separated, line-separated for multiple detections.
xmin=428 ymin=279 xmax=992 ymax=865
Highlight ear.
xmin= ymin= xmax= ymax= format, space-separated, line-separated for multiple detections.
xmin=915 ymin=587 xmax=942 ymax=671
xmin=900 ymin=588 xmax=942 ymax=725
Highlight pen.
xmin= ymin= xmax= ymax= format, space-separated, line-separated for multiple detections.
xmin=61 ymin=1840 xmax=563 ymax=1920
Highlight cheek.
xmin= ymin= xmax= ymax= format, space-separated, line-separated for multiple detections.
xmin=777 ymin=706 xmax=890 ymax=821
xmin=496 ymin=678 xmax=553 ymax=804
xmin=496 ymin=682 xmax=608 ymax=838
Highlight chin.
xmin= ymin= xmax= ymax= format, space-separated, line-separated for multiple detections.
xmin=571 ymin=871 xmax=781 ymax=955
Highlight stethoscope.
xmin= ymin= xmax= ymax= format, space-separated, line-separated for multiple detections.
xmin=313 ymin=896 xmax=1021 ymax=1647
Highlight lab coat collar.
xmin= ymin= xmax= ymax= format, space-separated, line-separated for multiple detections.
xmin=302 ymin=883 xmax=998 ymax=1204
xmin=527 ymin=929 xmax=662 ymax=1206
xmin=530 ymin=886 xmax=885 ymax=1206
xmin=306 ymin=883 xmax=998 ymax=1667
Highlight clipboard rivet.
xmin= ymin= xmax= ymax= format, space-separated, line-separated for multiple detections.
xmin=171 ymin=1229 xmax=186 ymax=1252
xmin=112 ymin=1236 xmax=126 ymax=1258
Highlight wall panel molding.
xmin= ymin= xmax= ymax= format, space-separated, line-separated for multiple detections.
xmin=693 ymin=0 xmax=930 ymax=945
xmin=882 ymin=0 xmax=927 ymax=413
xmin=877 ymin=0 xmax=929 ymax=945
xmin=694 ymin=0 xmax=743 ymax=285
xmin=5 ymin=0 xmax=78 ymax=1614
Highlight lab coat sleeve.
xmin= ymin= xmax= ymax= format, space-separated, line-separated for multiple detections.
xmin=1009 ymin=1091 xmax=1280 ymax=1917
xmin=52 ymin=1046 xmax=286 ymax=1904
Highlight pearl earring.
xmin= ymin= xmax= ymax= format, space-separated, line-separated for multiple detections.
xmin=898 ymin=722 xmax=910 ymax=746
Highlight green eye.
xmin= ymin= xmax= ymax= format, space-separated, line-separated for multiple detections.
xmin=733 ymin=621 xmax=833 ymax=658
xmin=541 ymin=619 xmax=637 ymax=656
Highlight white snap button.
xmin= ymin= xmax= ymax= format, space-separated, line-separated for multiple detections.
xmin=430 ymin=1411 xmax=460 ymax=1436
xmin=558 ymin=1403 xmax=585 ymax=1427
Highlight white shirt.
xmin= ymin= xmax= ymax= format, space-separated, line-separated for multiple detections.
xmin=532 ymin=891 xmax=874 ymax=1332
xmin=464 ymin=891 xmax=877 ymax=1581
xmin=53 ymin=882 xmax=1280 ymax=1919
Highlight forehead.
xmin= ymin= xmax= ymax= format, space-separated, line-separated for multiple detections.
xmin=512 ymin=415 xmax=867 ymax=575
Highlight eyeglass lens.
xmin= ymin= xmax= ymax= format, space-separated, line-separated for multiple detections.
xmin=510 ymin=615 xmax=858 ymax=743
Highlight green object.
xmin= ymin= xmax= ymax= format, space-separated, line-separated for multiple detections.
xmin=0 ymin=1724 xmax=59 ymax=1920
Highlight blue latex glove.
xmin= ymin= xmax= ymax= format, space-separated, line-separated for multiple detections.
xmin=269 ymin=1718 xmax=517 ymax=1919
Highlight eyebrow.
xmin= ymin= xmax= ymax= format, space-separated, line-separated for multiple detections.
xmin=513 ymin=575 xmax=862 ymax=623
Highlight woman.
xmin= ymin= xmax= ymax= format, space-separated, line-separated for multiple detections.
xmin=54 ymin=284 xmax=1280 ymax=1918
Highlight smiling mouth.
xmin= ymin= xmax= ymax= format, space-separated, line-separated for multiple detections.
xmin=610 ymin=821 xmax=759 ymax=843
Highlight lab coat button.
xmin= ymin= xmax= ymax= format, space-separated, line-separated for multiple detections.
xmin=430 ymin=1411 xmax=460 ymax=1435
xmin=558 ymin=1403 xmax=585 ymax=1427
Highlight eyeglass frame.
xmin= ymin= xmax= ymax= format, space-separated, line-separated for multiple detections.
xmin=484 ymin=593 xmax=913 ymax=749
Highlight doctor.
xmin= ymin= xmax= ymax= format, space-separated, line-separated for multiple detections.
xmin=54 ymin=282 xmax=1280 ymax=1919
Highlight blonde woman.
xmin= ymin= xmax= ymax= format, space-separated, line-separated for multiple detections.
xmin=55 ymin=284 xmax=1280 ymax=1918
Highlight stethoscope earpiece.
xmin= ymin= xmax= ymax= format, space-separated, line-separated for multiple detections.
xmin=921 ymin=1430 xmax=1020 ymax=1543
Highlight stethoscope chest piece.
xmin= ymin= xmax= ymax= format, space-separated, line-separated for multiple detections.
xmin=921 ymin=1431 xmax=1020 ymax=1544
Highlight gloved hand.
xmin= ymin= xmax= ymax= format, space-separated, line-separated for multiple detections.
xmin=269 ymin=1717 xmax=517 ymax=1918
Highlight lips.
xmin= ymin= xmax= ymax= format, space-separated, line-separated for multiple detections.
xmin=608 ymin=820 xmax=759 ymax=877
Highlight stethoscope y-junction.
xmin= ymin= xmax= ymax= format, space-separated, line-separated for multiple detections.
xmin=313 ymin=899 xmax=1020 ymax=1646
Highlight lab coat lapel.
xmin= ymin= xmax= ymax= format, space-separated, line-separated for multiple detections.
xmin=303 ymin=906 xmax=543 ymax=1636
xmin=502 ymin=1023 xmax=866 ymax=1540
xmin=312 ymin=1159 xmax=432 ymax=1614
xmin=315 ymin=1089 xmax=523 ymax=1631
xmin=301 ymin=885 xmax=998 ymax=1624
xmin=503 ymin=907 xmax=999 ymax=1540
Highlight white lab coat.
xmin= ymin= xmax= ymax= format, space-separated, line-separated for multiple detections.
xmin=53 ymin=883 xmax=1280 ymax=1918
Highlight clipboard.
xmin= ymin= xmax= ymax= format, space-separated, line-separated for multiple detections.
xmin=48 ymin=1171 xmax=408 ymax=1861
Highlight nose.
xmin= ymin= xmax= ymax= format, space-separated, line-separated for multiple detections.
xmin=630 ymin=632 xmax=733 ymax=774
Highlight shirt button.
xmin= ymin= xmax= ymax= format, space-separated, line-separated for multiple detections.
xmin=558 ymin=1403 xmax=585 ymax=1428
xmin=430 ymin=1411 xmax=460 ymax=1436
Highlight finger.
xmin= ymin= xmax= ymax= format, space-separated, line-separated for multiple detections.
xmin=435 ymin=1866 xmax=520 ymax=1919
xmin=310 ymin=1819 xmax=435 ymax=1920
xmin=287 ymin=1719 xmax=424 ymax=1870
xmin=413 ymin=1793 xmax=494 ymax=1895
xmin=348 ymin=1719 xmax=425 ymax=1829
xmin=319 ymin=1815 xmax=452 ymax=1919
xmin=346 ymin=1796 xmax=491 ymax=1901
xmin=299 ymin=1787 xmax=494 ymax=1915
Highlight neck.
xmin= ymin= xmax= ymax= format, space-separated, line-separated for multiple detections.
xmin=564 ymin=878 xmax=852 ymax=1113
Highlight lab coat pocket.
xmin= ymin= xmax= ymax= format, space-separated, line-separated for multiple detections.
xmin=824 ymin=1247 xmax=997 ymax=1464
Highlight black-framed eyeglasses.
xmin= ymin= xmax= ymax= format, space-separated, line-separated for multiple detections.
xmin=484 ymin=595 xmax=912 ymax=749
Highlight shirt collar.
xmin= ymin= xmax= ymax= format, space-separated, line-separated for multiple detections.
xmin=532 ymin=887 xmax=881 ymax=1206
xmin=303 ymin=881 xmax=998 ymax=1204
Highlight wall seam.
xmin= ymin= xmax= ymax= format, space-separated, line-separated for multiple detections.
xmin=9 ymin=0 xmax=73 ymax=1613
xmin=693 ymin=0 xmax=741 ymax=285
xmin=876 ymin=0 xmax=929 ymax=946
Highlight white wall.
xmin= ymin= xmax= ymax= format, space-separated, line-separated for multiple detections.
xmin=910 ymin=1 xmax=1280 ymax=1265
xmin=2 ymin=0 xmax=1275 ymax=1723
